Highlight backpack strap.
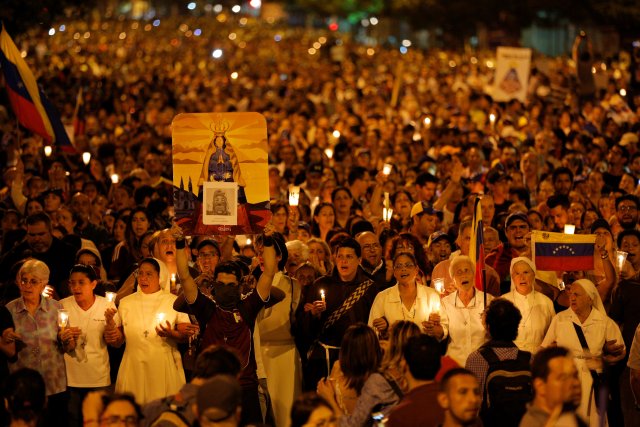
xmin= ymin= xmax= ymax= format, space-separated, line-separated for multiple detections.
xmin=380 ymin=371 xmax=404 ymax=399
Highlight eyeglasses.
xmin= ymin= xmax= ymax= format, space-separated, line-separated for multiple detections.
xmin=618 ymin=205 xmax=637 ymax=212
xmin=394 ymin=263 xmax=415 ymax=270
xmin=20 ymin=279 xmax=44 ymax=287
xmin=99 ymin=415 xmax=139 ymax=426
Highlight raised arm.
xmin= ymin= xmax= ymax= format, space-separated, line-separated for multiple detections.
xmin=172 ymin=223 xmax=198 ymax=304
xmin=256 ymin=224 xmax=277 ymax=300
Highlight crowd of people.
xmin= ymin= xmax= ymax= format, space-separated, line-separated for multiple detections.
xmin=1 ymin=7 xmax=640 ymax=427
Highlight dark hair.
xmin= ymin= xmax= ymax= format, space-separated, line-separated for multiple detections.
xmin=214 ymin=260 xmax=244 ymax=282
xmin=393 ymin=252 xmax=417 ymax=266
xmin=4 ymin=368 xmax=46 ymax=422
xmin=347 ymin=166 xmax=369 ymax=186
xmin=339 ymin=323 xmax=381 ymax=393
xmin=485 ymin=299 xmax=521 ymax=341
xmin=617 ymin=228 xmax=640 ymax=248
xmin=403 ymin=334 xmax=441 ymax=380
xmin=133 ymin=185 xmax=156 ymax=206
xmin=270 ymin=200 xmax=289 ymax=216
xmin=331 ymin=186 xmax=353 ymax=203
xmin=390 ymin=189 xmax=413 ymax=206
xmin=193 ymin=345 xmax=242 ymax=379
xmin=546 ymin=194 xmax=570 ymax=210
xmin=69 ymin=264 xmax=98 ymax=282
xmin=290 ymin=393 xmax=332 ymax=427
xmin=531 ymin=346 xmax=571 ymax=389
xmin=311 ymin=202 xmax=336 ymax=237
xmin=552 ymin=167 xmax=574 ymax=185
xmin=415 ymin=172 xmax=439 ymax=187
xmin=440 ymin=367 xmax=477 ymax=392
xmin=125 ymin=206 xmax=151 ymax=260
xmin=615 ymin=194 xmax=639 ymax=210
xmin=25 ymin=212 xmax=52 ymax=229
xmin=390 ymin=233 xmax=429 ymax=275
xmin=333 ymin=236 xmax=362 ymax=258
xmin=139 ymin=257 xmax=160 ymax=274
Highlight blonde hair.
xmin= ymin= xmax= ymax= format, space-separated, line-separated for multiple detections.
xmin=381 ymin=320 xmax=421 ymax=373
xmin=19 ymin=259 xmax=50 ymax=282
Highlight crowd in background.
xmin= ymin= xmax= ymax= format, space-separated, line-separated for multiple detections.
xmin=0 ymin=9 xmax=640 ymax=427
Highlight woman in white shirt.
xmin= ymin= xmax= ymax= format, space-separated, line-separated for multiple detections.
xmin=440 ymin=255 xmax=493 ymax=366
xmin=369 ymin=253 xmax=443 ymax=340
xmin=61 ymin=264 xmax=122 ymax=427
xmin=541 ymin=279 xmax=625 ymax=426
xmin=501 ymin=257 xmax=554 ymax=354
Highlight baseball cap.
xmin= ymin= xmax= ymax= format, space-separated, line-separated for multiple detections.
xmin=410 ymin=201 xmax=443 ymax=220
xmin=196 ymin=375 xmax=242 ymax=422
xmin=196 ymin=239 xmax=221 ymax=256
xmin=590 ymin=218 xmax=611 ymax=235
xmin=505 ymin=212 xmax=529 ymax=228
xmin=427 ymin=231 xmax=452 ymax=248
xmin=486 ymin=169 xmax=512 ymax=185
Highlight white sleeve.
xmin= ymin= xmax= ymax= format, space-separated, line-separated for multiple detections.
xmin=368 ymin=293 xmax=385 ymax=327
xmin=541 ymin=314 xmax=559 ymax=347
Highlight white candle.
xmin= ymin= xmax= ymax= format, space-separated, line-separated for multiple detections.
xmin=320 ymin=289 xmax=325 ymax=303
xmin=170 ymin=274 xmax=177 ymax=290
xmin=332 ymin=130 xmax=340 ymax=139
xmin=58 ymin=310 xmax=69 ymax=329
xmin=383 ymin=207 xmax=393 ymax=222
xmin=105 ymin=292 xmax=116 ymax=303
xmin=324 ymin=148 xmax=334 ymax=159
xmin=289 ymin=186 xmax=300 ymax=207
xmin=156 ymin=313 xmax=166 ymax=326
xmin=44 ymin=146 xmax=53 ymax=157
xmin=564 ymin=224 xmax=575 ymax=234
xmin=82 ymin=152 xmax=91 ymax=165
xmin=616 ymin=251 xmax=628 ymax=271
xmin=424 ymin=117 xmax=431 ymax=128
xmin=383 ymin=163 xmax=392 ymax=175
xmin=489 ymin=113 xmax=496 ymax=126
xmin=433 ymin=278 xmax=445 ymax=295
xmin=110 ymin=174 xmax=119 ymax=184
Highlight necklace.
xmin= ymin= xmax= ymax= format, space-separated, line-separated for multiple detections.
xmin=138 ymin=292 xmax=165 ymax=338
xmin=76 ymin=298 xmax=97 ymax=349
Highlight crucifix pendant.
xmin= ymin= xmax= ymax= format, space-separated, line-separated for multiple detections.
xmin=144 ymin=330 xmax=149 ymax=338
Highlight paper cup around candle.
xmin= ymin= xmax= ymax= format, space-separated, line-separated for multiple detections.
xmin=320 ymin=289 xmax=325 ymax=302
xmin=156 ymin=313 xmax=166 ymax=326
xmin=616 ymin=251 xmax=628 ymax=271
xmin=44 ymin=146 xmax=53 ymax=157
xmin=289 ymin=186 xmax=300 ymax=206
xmin=105 ymin=292 xmax=116 ymax=303
xmin=58 ymin=310 xmax=69 ymax=329
xmin=433 ymin=278 xmax=445 ymax=294
xmin=564 ymin=224 xmax=575 ymax=234
xmin=558 ymin=281 xmax=566 ymax=291
xmin=383 ymin=163 xmax=392 ymax=175
xmin=82 ymin=152 xmax=91 ymax=165
xmin=110 ymin=174 xmax=119 ymax=184
xmin=324 ymin=148 xmax=333 ymax=159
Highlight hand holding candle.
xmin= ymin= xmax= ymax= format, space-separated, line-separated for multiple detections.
xmin=289 ymin=186 xmax=300 ymax=207
xmin=105 ymin=292 xmax=116 ymax=305
xmin=616 ymin=251 xmax=628 ymax=272
xmin=320 ymin=289 xmax=325 ymax=303
xmin=58 ymin=310 xmax=69 ymax=329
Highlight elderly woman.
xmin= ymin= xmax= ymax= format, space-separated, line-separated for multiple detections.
xmin=5 ymin=259 xmax=67 ymax=420
xmin=500 ymin=257 xmax=554 ymax=354
xmin=112 ymin=257 xmax=194 ymax=404
xmin=61 ymin=264 xmax=122 ymax=427
xmin=440 ymin=255 xmax=494 ymax=366
xmin=369 ymin=253 xmax=443 ymax=340
xmin=541 ymin=279 xmax=625 ymax=426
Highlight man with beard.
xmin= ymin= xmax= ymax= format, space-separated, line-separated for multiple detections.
xmin=437 ymin=368 xmax=483 ymax=427
xmin=173 ymin=223 xmax=281 ymax=426
xmin=614 ymin=195 xmax=640 ymax=237
xmin=552 ymin=167 xmax=574 ymax=197
xmin=485 ymin=212 xmax=530 ymax=294
xmin=427 ymin=231 xmax=453 ymax=272
xmin=520 ymin=347 xmax=585 ymax=427
xmin=296 ymin=237 xmax=377 ymax=390
xmin=356 ymin=231 xmax=392 ymax=290
xmin=0 ymin=212 xmax=75 ymax=297
xmin=546 ymin=194 xmax=571 ymax=232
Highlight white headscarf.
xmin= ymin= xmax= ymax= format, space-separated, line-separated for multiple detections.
xmin=136 ymin=257 xmax=171 ymax=294
xmin=509 ymin=257 xmax=536 ymax=293
xmin=572 ymin=279 xmax=606 ymax=314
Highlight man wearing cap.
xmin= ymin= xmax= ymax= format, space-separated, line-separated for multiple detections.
xmin=410 ymin=202 xmax=443 ymax=248
xmin=485 ymin=212 xmax=531 ymax=294
xmin=193 ymin=239 xmax=221 ymax=296
xmin=195 ymin=375 xmax=242 ymax=427
xmin=486 ymin=169 xmax=513 ymax=216
xmin=427 ymin=231 xmax=453 ymax=272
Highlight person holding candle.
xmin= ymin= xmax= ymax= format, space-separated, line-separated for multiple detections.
xmin=369 ymin=253 xmax=443 ymax=340
xmin=500 ymin=257 xmax=555 ymax=354
xmin=60 ymin=264 xmax=122 ymax=427
xmin=113 ymin=257 xmax=194 ymax=404
xmin=440 ymin=255 xmax=494 ymax=366
xmin=5 ymin=259 xmax=68 ymax=423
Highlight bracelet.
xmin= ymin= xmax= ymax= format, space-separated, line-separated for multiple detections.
xmin=175 ymin=238 xmax=186 ymax=249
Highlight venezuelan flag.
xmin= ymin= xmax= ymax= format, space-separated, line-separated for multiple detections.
xmin=469 ymin=196 xmax=485 ymax=292
xmin=0 ymin=23 xmax=74 ymax=151
xmin=532 ymin=230 xmax=595 ymax=271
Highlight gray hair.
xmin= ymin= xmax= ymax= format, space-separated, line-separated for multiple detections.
xmin=285 ymin=240 xmax=309 ymax=261
xmin=449 ymin=255 xmax=474 ymax=278
xmin=19 ymin=259 xmax=50 ymax=282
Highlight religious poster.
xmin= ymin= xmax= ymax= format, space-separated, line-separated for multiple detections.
xmin=172 ymin=112 xmax=271 ymax=236
xmin=493 ymin=47 xmax=532 ymax=102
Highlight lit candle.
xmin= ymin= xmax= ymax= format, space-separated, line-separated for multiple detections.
xmin=564 ymin=224 xmax=575 ymax=234
xmin=433 ymin=278 xmax=445 ymax=295
xmin=383 ymin=163 xmax=392 ymax=175
xmin=58 ymin=310 xmax=69 ymax=329
xmin=423 ymin=117 xmax=431 ymax=128
xmin=110 ymin=174 xmax=119 ymax=184
xmin=558 ymin=281 xmax=566 ymax=291
xmin=383 ymin=207 xmax=393 ymax=222
xmin=431 ymin=298 xmax=441 ymax=315
xmin=324 ymin=148 xmax=334 ymax=159
xmin=170 ymin=274 xmax=177 ymax=290
xmin=289 ymin=186 xmax=300 ymax=207
xmin=246 ymin=237 xmax=252 ymax=246
xmin=320 ymin=289 xmax=325 ymax=303
xmin=332 ymin=130 xmax=340 ymax=139
xmin=44 ymin=146 xmax=53 ymax=157
xmin=82 ymin=152 xmax=91 ymax=165
xmin=489 ymin=113 xmax=496 ymax=126
xmin=616 ymin=251 xmax=628 ymax=271
xmin=105 ymin=292 xmax=116 ymax=304
xmin=156 ymin=312 xmax=166 ymax=326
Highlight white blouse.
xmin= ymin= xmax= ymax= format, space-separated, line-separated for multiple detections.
xmin=368 ymin=284 xmax=441 ymax=330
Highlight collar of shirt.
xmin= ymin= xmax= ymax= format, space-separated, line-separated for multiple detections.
xmin=14 ymin=297 xmax=50 ymax=314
